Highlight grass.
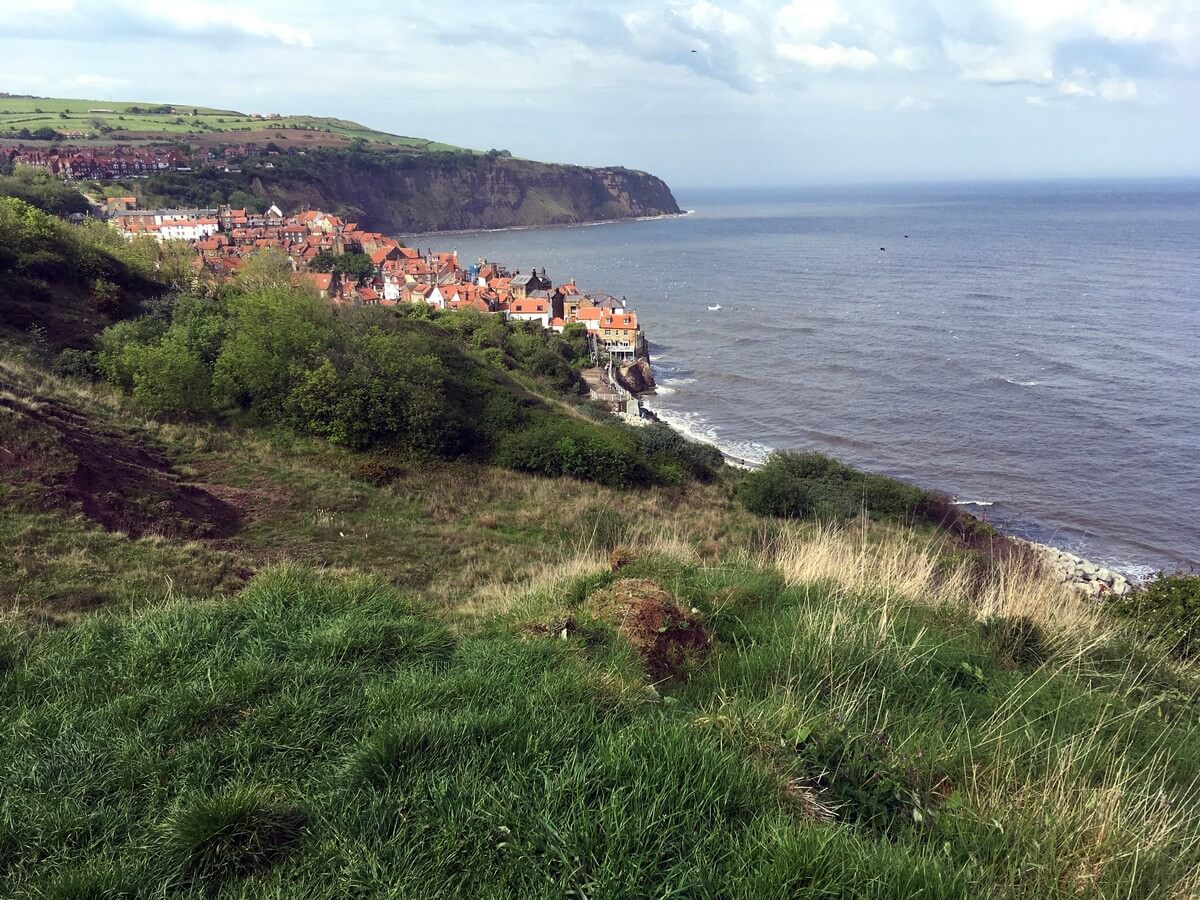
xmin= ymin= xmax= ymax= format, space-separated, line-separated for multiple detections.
xmin=0 ymin=95 xmax=466 ymax=151
xmin=4 ymin=541 xmax=1199 ymax=897
xmin=4 ymin=359 xmax=1199 ymax=896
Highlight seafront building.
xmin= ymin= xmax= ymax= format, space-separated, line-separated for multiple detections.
xmin=104 ymin=198 xmax=648 ymax=362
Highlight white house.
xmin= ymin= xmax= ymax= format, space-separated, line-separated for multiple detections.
xmin=507 ymin=298 xmax=551 ymax=328
xmin=156 ymin=218 xmax=220 ymax=242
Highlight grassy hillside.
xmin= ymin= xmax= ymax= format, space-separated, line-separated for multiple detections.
xmin=0 ymin=195 xmax=173 ymax=350
xmin=0 ymin=94 xmax=465 ymax=151
xmin=3 ymin=196 xmax=1199 ymax=898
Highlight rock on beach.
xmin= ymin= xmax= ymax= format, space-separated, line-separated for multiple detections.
xmin=1013 ymin=538 xmax=1133 ymax=598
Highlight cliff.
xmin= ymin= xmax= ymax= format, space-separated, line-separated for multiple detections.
xmin=136 ymin=149 xmax=681 ymax=235
xmin=249 ymin=153 xmax=680 ymax=234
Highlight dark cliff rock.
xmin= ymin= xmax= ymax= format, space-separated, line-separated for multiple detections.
xmin=242 ymin=151 xmax=681 ymax=234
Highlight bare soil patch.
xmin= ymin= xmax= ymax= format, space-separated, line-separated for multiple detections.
xmin=0 ymin=387 xmax=239 ymax=539
xmin=582 ymin=578 xmax=711 ymax=678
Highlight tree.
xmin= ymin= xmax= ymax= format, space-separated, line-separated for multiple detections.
xmin=332 ymin=251 xmax=374 ymax=280
xmin=234 ymin=248 xmax=295 ymax=293
xmin=31 ymin=127 xmax=59 ymax=141
xmin=307 ymin=251 xmax=336 ymax=272
xmin=211 ymin=286 xmax=332 ymax=412
xmin=0 ymin=166 xmax=89 ymax=216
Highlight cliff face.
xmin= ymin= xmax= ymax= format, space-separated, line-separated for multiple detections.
xmin=246 ymin=153 xmax=681 ymax=234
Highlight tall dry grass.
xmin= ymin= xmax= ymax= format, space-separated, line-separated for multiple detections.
xmin=762 ymin=520 xmax=1109 ymax=648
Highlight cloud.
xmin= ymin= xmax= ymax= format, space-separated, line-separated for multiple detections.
xmin=777 ymin=0 xmax=844 ymax=38
xmin=1097 ymin=76 xmax=1138 ymax=100
xmin=64 ymin=74 xmax=128 ymax=89
xmin=896 ymin=94 xmax=934 ymax=110
xmin=943 ymin=38 xmax=1054 ymax=84
xmin=777 ymin=41 xmax=878 ymax=70
xmin=131 ymin=0 xmax=314 ymax=47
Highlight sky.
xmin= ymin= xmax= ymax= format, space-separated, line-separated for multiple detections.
xmin=1 ymin=0 xmax=1198 ymax=187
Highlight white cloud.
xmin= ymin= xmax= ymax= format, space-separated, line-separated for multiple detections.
xmin=1097 ymin=77 xmax=1139 ymax=101
xmin=132 ymin=0 xmax=314 ymax=47
xmin=777 ymin=42 xmax=878 ymax=70
xmin=896 ymin=94 xmax=933 ymax=111
xmin=1092 ymin=1 xmax=1157 ymax=42
xmin=1025 ymin=94 xmax=1047 ymax=105
xmin=889 ymin=46 xmax=928 ymax=71
xmin=777 ymin=0 xmax=843 ymax=38
xmin=943 ymin=38 xmax=1054 ymax=84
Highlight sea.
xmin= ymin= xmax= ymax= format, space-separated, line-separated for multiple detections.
xmin=410 ymin=180 xmax=1200 ymax=576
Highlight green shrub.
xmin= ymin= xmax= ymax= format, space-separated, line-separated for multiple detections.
xmin=738 ymin=451 xmax=928 ymax=522
xmin=130 ymin=333 xmax=212 ymax=419
xmin=494 ymin=418 xmax=651 ymax=487
xmin=1113 ymin=574 xmax=1200 ymax=659
xmin=980 ymin=614 xmax=1047 ymax=667
xmin=50 ymin=348 xmax=100 ymax=380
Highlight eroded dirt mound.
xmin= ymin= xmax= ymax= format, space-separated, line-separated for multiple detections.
xmin=583 ymin=578 xmax=711 ymax=678
xmin=0 ymin=387 xmax=239 ymax=540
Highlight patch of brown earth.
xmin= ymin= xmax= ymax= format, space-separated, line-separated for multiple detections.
xmin=581 ymin=578 xmax=711 ymax=678
xmin=0 ymin=387 xmax=239 ymax=539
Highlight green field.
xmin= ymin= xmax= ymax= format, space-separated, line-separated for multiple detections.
xmin=0 ymin=94 xmax=465 ymax=151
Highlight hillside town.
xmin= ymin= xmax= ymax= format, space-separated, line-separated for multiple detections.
xmin=2 ymin=140 xmax=295 ymax=180
xmin=103 ymin=197 xmax=650 ymax=366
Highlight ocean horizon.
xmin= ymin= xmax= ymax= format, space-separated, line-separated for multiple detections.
xmin=418 ymin=178 xmax=1200 ymax=576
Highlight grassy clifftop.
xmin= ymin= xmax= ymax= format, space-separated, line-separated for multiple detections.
xmin=0 ymin=94 xmax=463 ymax=151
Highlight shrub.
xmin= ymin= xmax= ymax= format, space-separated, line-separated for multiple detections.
xmin=89 ymin=277 xmax=121 ymax=315
xmin=51 ymin=348 xmax=99 ymax=380
xmin=130 ymin=334 xmax=212 ymax=419
xmin=980 ymin=614 xmax=1046 ymax=667
xmin=738 ymin=451 xmax=927 ymax=522
xmin=1112 ymin=574 xmax=1200 ymax=659
xmin=494 ymin=418 xmax=651 ymax=487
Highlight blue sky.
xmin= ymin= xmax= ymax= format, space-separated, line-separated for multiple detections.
xmin=1 ymin=0 xmax=1197 ymax=186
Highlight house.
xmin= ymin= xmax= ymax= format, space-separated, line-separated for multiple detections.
xmin=597 ymin=312 xmax=643 ymax=359
xmin=509 ymin=268 xmax=551 ymax=301
xmin=551 ymin=280 xmax=582 ymax=319
xmin=156 ymin=218 xmax=220 ymax=242
xmin=507 ymin=297 xmax=551 ymax=327
xmin=304 ymin=272 xmax=335 ymax=298
xmin=575 ymin=306 xmax=603 ymax=332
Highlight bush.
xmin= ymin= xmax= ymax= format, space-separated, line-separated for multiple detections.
xmin=131 ymin=334 xmax=212 ymax=419
xmin=494 ymin=419 xmax=651 ymax=487
xmin=51 ymin=348 xmax=99 ymax=380
xmin=1112 ymin=574 xmax=1200 ymax=659
xmin=738 ymin=451 xmax=928 ymax=522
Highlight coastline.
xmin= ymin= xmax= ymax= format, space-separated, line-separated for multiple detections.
xmin=639 ymin=393 xmax=1148 ymax=593
xmin=399 ymin=209 xmax=694 ymax=241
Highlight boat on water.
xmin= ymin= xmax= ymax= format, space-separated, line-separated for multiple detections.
xmin=707 ymin=304 xmax=722 ymax=311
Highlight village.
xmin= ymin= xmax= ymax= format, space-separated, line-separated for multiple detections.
xmin=102 ymin=196 xmax=656 ymax=410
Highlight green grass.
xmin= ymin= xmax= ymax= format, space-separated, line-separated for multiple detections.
xmin=0 ymin=95 xmax=465 ymax=150
xmin=3 ymin=558 xmax=1198 ymax=898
